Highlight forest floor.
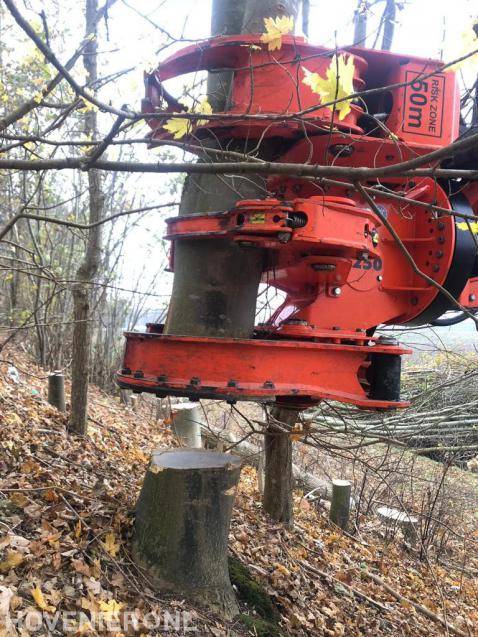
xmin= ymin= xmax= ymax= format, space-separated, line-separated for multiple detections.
xmin=0 ymin=347 xmax=477 ymax=636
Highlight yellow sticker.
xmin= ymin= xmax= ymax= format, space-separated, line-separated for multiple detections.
xmin=250 ymin=213 xmax=266 ymax=224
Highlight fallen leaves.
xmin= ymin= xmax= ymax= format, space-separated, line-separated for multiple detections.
xmin=101 ymin=531 xmax=120 ymax=558
xmin=0 ymin=551 xmax=24 ymax=574
xmin=0 ymin=350 xmax=477 ymax=636
xmin=98 ymin=598 xmax=122 ymax=621
xmin=302 ymin=53 xmax=356 ymax=120
xmin=31 ymin=586 xmax=55 ymax=613
xmin=260 ymin=15 xmax=294 ymax=51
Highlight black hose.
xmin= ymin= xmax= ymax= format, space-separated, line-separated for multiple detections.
xmin=431 ymin=311 xmax=476 ymax=327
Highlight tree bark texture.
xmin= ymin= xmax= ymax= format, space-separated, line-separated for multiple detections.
xmin=69 ymin=0 xmax=104 ymax=434
xmin=133 ymin=449 xmax=242 ymax=619
xmin=263 ymin=406 xmax=295 ymax=526
xmin=163 ymin=0 xmax=301 ymax=339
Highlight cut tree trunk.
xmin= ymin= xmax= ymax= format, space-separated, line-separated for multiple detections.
xmin=263 ymin=406 xmax=295 ymax=527
xmin=170 ymin=402 xmax=204 ymax=448
xmin=329 ymin=479 xmax=352 ymax=530
xmin=48 ymin=371 xmax=65 ymax=412
xmin=133 ymin=448 xmax=242 ymax=619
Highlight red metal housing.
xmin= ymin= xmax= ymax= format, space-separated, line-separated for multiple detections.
xmin=118 ymin=35 xmax=478 ymax=410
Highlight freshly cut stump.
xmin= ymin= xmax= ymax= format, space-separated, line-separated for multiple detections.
xmin=133 ymin=448 xmax=242 ymax=619
xmin=170 ymin=402 xmax=204 ymax=448
xmin=329 ymin=479 xmax=352 ymax=530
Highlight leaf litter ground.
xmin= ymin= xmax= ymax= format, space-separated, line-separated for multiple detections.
xmin=0 ymin=349 xmax=477 ymax=636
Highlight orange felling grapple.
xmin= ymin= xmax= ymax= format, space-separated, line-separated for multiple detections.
xmin=117 ymin=35 xmax=478 ymax=410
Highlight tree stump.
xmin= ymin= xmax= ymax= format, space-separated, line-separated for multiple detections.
xmin=329 ymin=479 xmax=352 ymax=530
xmin=133 ymin=448 xmax=242 ymax=619
xmin=170 ymin=402 xmax=203 ymax=448
xmin=376 ymin=506 xmax=418 ymax=544
xmin=48 ymin=371 xmax=65 ymax=412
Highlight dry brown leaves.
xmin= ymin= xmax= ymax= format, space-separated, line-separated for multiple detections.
xmin=0 ymin=349 xmax=477 ymax=636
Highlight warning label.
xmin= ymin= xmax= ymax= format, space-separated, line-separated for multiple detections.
xmin=403 ymin=71 xmax=445 ymax=139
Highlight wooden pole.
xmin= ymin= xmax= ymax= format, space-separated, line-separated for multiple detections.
xmin=133 ymin=449 xmax=242 ymax=619
xmin=170 ymin=402 xmax=203 ymax=448
xmin=329 ymin=479 xmax=352 ymax=531
xmin=48 ymin=371 xmax=65 ymax=412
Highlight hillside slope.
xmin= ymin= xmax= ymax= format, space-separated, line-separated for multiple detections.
xmin=0 ymin=350 xmax=477 ymax=636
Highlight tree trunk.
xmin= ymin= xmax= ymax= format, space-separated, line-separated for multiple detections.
xmin=353 ymin=0 xmax=367 ymax=45
xmin=302 ymin=0 xmax=310 ymax=37
xmin=242 ymin=0 xmax=300 ymax=33
xmin=381 ymin=0 xmax=396 ymax=51
xmin=133 ymin=449 xmax=242 ymax=619
xmin=263 ymin=406 xmax=295 ymax=527
xmin=163 ymin=0 xmax=301 ymax=339
xmin=69 ymin=0 xmax=104 ymax=435
xmin=163 ymin=0 xmax=301 ymax=525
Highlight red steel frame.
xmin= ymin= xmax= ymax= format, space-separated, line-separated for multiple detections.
xmin=118 ymin=35 xmax=478 ymax=410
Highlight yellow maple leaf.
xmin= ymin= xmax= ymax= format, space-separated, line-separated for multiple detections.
xmin=457 ymin=221 xmax=478 ymax=233
xmin=449 ymin=18 xmax=478 ymax=72
xmin=302 ymin=53 xmax=356 ymax=121
xmin=31 ymin=586 xmax=56 ymax=613
xmin=99 ymin=599 xmax=123 ymax=621
xmin=163 ymin=98 xmax=213 ymax=140
xmin=102 ymin=531 xmax=120 ymax=557
xmin=196 ymin=98 xmax=212 ymax=126
xmin=0 ymin=551 xmax=24 ymax=573
xmin=260 ymin=15 xmax=294 ymax=51
xmin=163 ymin=116 xmax=191 ymax=140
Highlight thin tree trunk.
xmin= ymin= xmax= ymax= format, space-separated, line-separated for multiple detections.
xmin=69 ymin=0 xmax=104 ymax=435
xmin=302 ymin=0 xmax=310 ymax=37
xmin=381 ymin=0 xmax=396 ymax=50
xmin=353 ymin=0 xmax=367 ymax=45
xmin=263 ymin=406 xmax=295 ymax=527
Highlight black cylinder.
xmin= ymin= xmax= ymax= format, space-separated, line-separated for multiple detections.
xmin=368 ymin=353 xmax=401 ymax=403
